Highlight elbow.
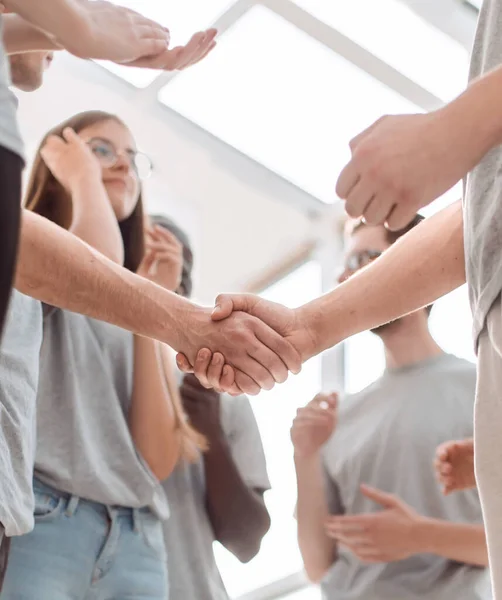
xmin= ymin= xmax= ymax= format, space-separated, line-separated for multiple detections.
xmin=141 ymin=448 xmax=180 ymax=482
xmin=304 ymin=563 xmax=330 ymax=584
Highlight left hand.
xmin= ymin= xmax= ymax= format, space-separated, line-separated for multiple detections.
xmin=137 ymin=225 xmax=184 ymax=292
xmin=124 ymin=29 xmax=217 ymax=70
xmin=325 ymin=484 xmax=423 ymax=563
xmin=335 ymin=110 xmax=470 ymax=230
xmin=180 ymin=373 xmax=223 ymax=439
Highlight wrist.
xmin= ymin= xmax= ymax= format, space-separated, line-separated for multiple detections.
xmin=409 ymin=515 xmax=436 ymax=555
xmin=293 ymin=449 xmax=322 ymax=465
xmin=298 ymin=294 xmax=345 ymax=358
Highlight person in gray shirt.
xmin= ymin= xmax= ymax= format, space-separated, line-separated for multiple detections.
xmin=1 ymin=110 xmax=189 ymax=599
xmin=292 ymin=217 xmax=488 ymax=600
xmin=147 ymin=214 xmax=272 ymax=600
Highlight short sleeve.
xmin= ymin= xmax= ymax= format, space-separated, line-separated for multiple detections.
xmin=220 ymin=395 xmax=271 ymax=492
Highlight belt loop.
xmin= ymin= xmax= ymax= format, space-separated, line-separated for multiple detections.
xmin=65 ymin=494 xmax=80 ymax=517
xmin=132 ymin=508 xmax=140 ymax=533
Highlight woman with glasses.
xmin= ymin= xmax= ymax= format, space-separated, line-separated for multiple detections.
xmin=0 ymin=111 xmax=184 ymax=599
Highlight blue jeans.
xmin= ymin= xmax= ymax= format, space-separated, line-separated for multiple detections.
xmin=1 ymin=479 xmax=168 ymax=599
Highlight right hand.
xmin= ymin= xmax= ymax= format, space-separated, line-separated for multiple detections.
xmin=434 ymin=438 xmax=476 ymax=495
xmin=176 ymin=294 xmax=317 ymax=392
xmin=291 ymin=393 xmax=338 ymax=458
xmin=41 ymin=128 xmax=102 ymax=193
xmin=174 ymin=304 xmax=302 ymax=397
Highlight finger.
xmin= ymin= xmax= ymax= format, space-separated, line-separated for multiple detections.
xmin=62 ymin=127 xmax=83 ymax=146
xmin=362 ymin=194 xmax=394 ymax=226
xmin=312 ymin=392 xmax=338 ymax=410
xmin=133 ymin=38 xmax=171 ymax=63
xmin=335 ymin=160 xmax=359 ymax=200
xmin=183 ymin=40 xmax=217 ymax=69
xmin=139 ymin=249 xmax=158 ymax=275
xmin=212 ymin=293 xmax=257 ymax=320
xmin=360 ymin=484 xmax=398 ymax=508
xmin=193 ymin=349 xmax=214 ymax=389
xmin=344 ymin=179 xmax=374 ymax=220
xmin=325 ymin=529 xmax=370 ymax=546
xmin=152 ymin=225 xmax=183 ymax=248
xmin=237 ymin=354 xmax=275 ymax=392
xmin=234 ymin=370 xmax=261 ymax=396
xmin=176 ymin=353 xmax=193 ymax=373
xmin=246 ymin=332 xmax=288 ymax=385
xmin=253 ymin=321 xmax=301 ymax=378
xmin=206 ymin=353 xmax=225 ymax=391
xmin=325 ymin=520 xmax=366 ymax=534
xmin=385 ymin=203 xmax=416 ymax=232
xmin=219 ymin=364 xmax=242 ymax=396
xmin=135 ymin=22 xmax=171 ymax=43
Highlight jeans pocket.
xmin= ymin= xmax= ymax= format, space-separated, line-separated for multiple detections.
xmin=138 ymin=512 xmax=166 ymax=561
xmin=33 ymin=489 xmax=65 ymax=522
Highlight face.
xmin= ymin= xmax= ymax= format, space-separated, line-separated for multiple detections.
xmin=9 ymin=52 xmax=54 ymax=92
xmin=78 ymin=119 xmax=141 ymax=221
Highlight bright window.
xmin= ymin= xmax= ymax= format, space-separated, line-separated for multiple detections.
xmin=159 ymin=5 xmax=419 ymax=204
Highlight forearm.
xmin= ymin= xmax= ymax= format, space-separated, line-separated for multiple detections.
xmin=414 ymin=518 xmax=488 ymax=567
xmin=16 ymin=210 xmax=192 ymax=349
xmin=203 ymin=434 xmax=271 ymax=562
xmin=69 ymin=179 xmax=124 ymax=264
xmin=3 ymin=0 xmax=90 ymax=48
xmin=129 ymin=336 xmax=181 ymax=481
xmin=295 ymin=454 xmax=336 ymax=582
xmin=303 ymin=200 xmax=465 ymax=356
xmin=3 ymin=14 xmax=61 ymax=53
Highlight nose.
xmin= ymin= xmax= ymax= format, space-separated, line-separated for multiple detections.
xmin=112 ymin=151 xmax=133 ymax=175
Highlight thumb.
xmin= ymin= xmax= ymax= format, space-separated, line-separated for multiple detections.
xmin=212 ymin=293 xmax=259 ymax=321
xmin=360 ymin=484 xmax=398 ymax=509
xmin=176 ymin=353 xmax=194 ymax=373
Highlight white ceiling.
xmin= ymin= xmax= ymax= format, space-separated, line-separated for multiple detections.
xmin=15 ymin=0 xmax=477 ymax=305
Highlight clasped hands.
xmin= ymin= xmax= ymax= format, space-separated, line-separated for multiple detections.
xmin=176 ymin=295 xmax=316 ymax=396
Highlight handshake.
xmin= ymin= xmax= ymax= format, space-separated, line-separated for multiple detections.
xmin=173 ymin=293 xmax=320 ymax=397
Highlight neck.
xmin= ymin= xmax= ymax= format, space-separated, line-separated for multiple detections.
xmin=380 ymin=317 xmax=443 ymax=370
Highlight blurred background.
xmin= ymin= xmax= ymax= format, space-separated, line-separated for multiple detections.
xmin=16 ymin=0 xmax=481 ymax=596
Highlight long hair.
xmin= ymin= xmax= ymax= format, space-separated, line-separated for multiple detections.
xmin=25 ymin=110 xmax=144 ymax=272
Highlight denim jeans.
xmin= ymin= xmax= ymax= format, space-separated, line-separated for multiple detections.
xmin=1 ymin=478 xmax=168 ymax=599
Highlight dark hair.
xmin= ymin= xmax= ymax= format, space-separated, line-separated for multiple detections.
xmin=25 ymin=110 xmax=145 ymax=273
xmin=149 ymin=214 xmax=194 ymax=298
xmin=350 ymin=214 xmax=433 ymax=315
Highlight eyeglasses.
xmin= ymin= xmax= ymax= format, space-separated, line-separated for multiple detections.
xmin=344 ymin=249 xmax=382 ymax=272
xmin=87 ymin=137 xmax=153 ymax=180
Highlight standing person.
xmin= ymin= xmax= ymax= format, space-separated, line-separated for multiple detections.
xmin=146 ymin=214 xmax=271 ymax=600
xmin=0 ymin=111 xmax=188 ymax=599
xmin=291 ymin=218 xmax=488 ymax=600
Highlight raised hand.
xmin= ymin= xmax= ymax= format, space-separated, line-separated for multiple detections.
xmin=40 ymin=127 xmax=101 ymax=192
xmin=434 ymin=438 xmax=476 ymax=495
xmin=137 ymin=225 xmax=184 ymax=292
xmin=125 ymin=29 xmax=217 ymax=71
xmin=176 ymin=294 xmax=317 ymax=392
xmin=325 ymin=485 xmax=422 ymax=563
xmin=291 ymin=393 xmax=338 ymax=458
xmin=335 ymin=110 xmax=477 ymax=230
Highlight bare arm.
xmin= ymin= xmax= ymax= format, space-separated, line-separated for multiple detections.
xmin=304 ymin=199 xmax=465 ymax=356
xmin=129 ymin=336 xmax=181 ymax=481
xmin=15 ymin=211 xmax=302 ymax=395
xmin=295 ymin=454 xmax=337 ymax=582
xmin=414 ymin=518 xmax=488 ymax=567
xmin=2 ymin=14 xmax=61 ymax=54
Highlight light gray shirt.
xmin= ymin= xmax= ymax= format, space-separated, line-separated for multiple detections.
xmin=0 ymin=291 xmax=43 ymax=536
xmin=320 ymin=354 xmax=489 ymax=599
xmin=161 ymin=394 xmax=270 ymax=600
xmin=35 ymin=308 xmax=168 ymax=518
xmin=465 ymin=0 xmax=502 ymax=341
xmin=0 ymin=21 xmax=24 ymax=159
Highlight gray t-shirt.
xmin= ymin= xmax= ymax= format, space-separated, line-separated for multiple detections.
xmin=0 ymin=291 xmax=42 ymax=536
xmin=465 ymin=0 xmax=502 ymax=341
xmin=35 ymin=308 xmax=168 ymax=518
xmin=161 ymin=393 xmax=271 ymax=600
xmin=320 ymin=354 xmax=489 ymax=600
xmin=0 ymin=21 xmax=24 ymax=159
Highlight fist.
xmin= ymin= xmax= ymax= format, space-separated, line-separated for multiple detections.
xmin=291 ymin=393 xmax=338 ymax=458
xmin=435 ymin=438 xmax=476 ymax=495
